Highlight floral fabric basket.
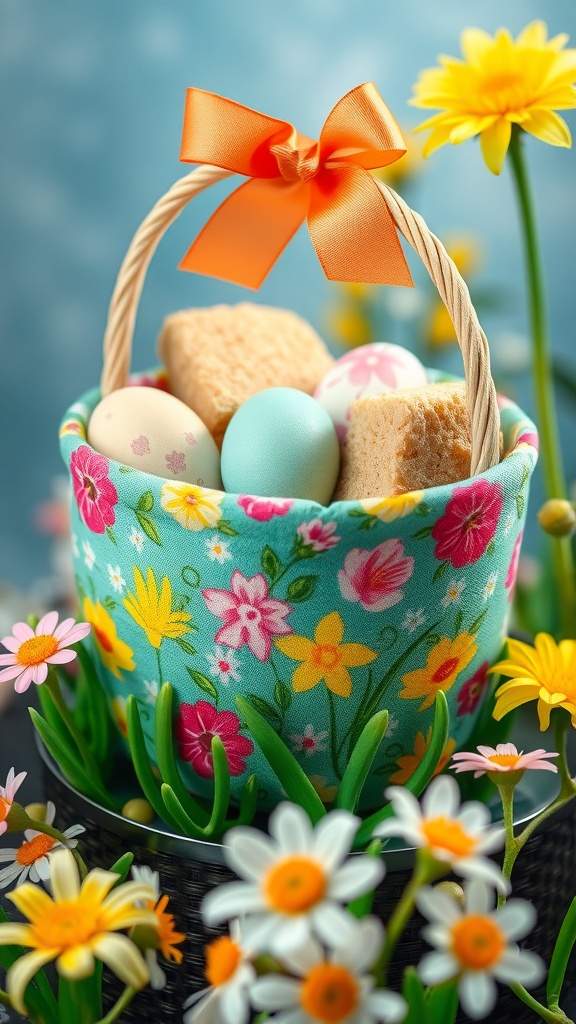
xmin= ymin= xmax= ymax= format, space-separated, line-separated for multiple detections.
xmin=59 ymin=167 xmax=538 ymax=810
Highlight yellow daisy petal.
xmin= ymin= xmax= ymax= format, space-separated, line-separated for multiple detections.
xmin=461 ymin=27 xmax=496 ymax=66
xmin=7 ymin=883 xmax=55 ymax=924
xmin=80 ymin=868 xmax=120 ymax=908
xmin=521 ymin=109 xmax=572 ymax=146
xmin=49 ymin=848 xmax=81 ymax=902
xmin=57 ymin=944 xmax=95 ymax=979
xmin=7 ymin=949 xmax=58 ymax=1016
xmin=90 ymin=932 xmax=150 ymax=990
xmin=0 ymin=924 xmax=34 ymax=947
xmin=517 ymin=21 xmax=548 ymax=49
xmin=480 ymin=118 xmax=512 ymax=174
xmin=315 ymin=612 xmax=344 ymax=646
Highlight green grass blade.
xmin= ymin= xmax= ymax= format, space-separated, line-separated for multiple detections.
xmin=347 ymin=839 xmax=382 ymax=918
xmin=425 ymin=980 xmax=459 ymax=1024
xmin=547 ymin=895 xmax=576 ymax=1009
xmin=125 ymin=696 xmax=180 ymax=829
xmin=108 ymin=852 xmax=134 ymax=885
xmin=160 ymin=784 xmax=210 ymax=839
xmin=336 ymin=711 xmax=388 ymax=812
xmin=29 ymin=708 xmax=118 ymax=811
xmin=223 ymin=775 xmax=258 ymax=830
xmin=236 ymin=696 xmax=326 ymax=824
xmin=154 ymin=684 xmax=209 ymax=826
xmin=401 ymin=967 xmax=427 ymax=1024
xmin=203 ymin=736 xmax=231 ymax=839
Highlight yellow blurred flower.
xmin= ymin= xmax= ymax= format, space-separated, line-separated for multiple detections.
xmin=389 ymin=728 xmax=456 ymax=784
xmin=374 ymin=133 xmax=424 ymax=187
xmin=161 ymin=482 xmax=223 ymax=531
xmin=399 ymin=633 xmax=478 ymax=710
xmin=491 ymin=633 xmax=576 ymax=730
xmin=110 ymin=695 xmax=128 ymax=737
xmin=361 ymin=491 xmax=424 ymax=522
xmin=307 ymin=775 xmax=338 ymax=804
xmin=276 ymin=611 xmax=378 ymax=698
xmin=326 ymin=301 xmax=373 ymax=349
xmin=83 ymin=598 xmax=135 ymax=679
xmin=123 ymin=567 xmax=192 ymax=649
xmin=411 ymin=21 xmax=576 ymax=174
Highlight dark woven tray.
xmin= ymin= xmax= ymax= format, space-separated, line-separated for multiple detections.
xmin=40 ymin=749 xmax=576 ymax=1024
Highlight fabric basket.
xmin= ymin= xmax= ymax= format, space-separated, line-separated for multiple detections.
xmin=59 ymin=168 xmax=538 ymax=810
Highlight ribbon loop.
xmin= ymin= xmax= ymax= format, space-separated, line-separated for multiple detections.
xmin=179 ymin=84 xmax=413 ymax=289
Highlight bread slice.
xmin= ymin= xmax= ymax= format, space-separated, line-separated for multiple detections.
xmin=335 ymin=381 xmax=473 ymax=500
xmin=157 ymin=303 xmax=334 ymax=448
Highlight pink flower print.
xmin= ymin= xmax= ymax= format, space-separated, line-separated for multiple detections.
xmin=202 ymin=570 xmax=293 ymax=662
xmin=185 ymin=432 xmax=197 ymax=447
xmin=237 ymin=495 xmax=294 ymax=522
xmin=516 ymin=431 xmax=539 ymax=452
xmin=431 ymin=480 xmax=503 ymax=569
xmin=70 ymin=445 xmax=118 ymax=534
xmin=457 ymin=661 xmax=489 ymax=717
xmin=296 ymin=519 xmax=340 ymax=553
xmin=165 ymin=451 xmax=186 ymax=475
xmin=506 ymin=531 xmax=523 ymax=602
xmin=130 ymin=435 xmax=150 ymax=457
xmin=176 ymin=700 xmax=253 ymax=778
xmin=334 ymin=343 xmax=419 ymax=389
xmin=338 ymin=538 xmax=414 ymax=612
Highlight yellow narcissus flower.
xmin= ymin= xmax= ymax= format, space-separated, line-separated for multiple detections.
xmin=123 ymin=567 xmax=192 ymax=649
xmin=361 ymin=491 xmax=424 ymax=522
xmin=0 ymin=848 xmax=157 ymax=1015
xmin=491 ymin=633 xmax=576 ymax=730
xmin=411 ymin=21 xmax=576 ymax=174
xmin=276 ymin=611 xmax=377 ymax=698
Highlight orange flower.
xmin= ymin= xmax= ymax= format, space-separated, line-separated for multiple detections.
xmin=390 ymin=729 xmax=457 ymax=784
xmin=399 ymin=633 xmax=477 ymax=710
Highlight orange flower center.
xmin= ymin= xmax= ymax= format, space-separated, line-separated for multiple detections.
xmin=205 ymin=935 xmax=242 ymax=986
xmin=313 ymin=645 xmax=341 ymax=671
xmin=488 ymin=753 xmax=522 ymax=769
xmin=153 ymin=895 xmax=185 ymax=963
xmin=421 ymin=816 xmax=476 ymax=858
xmin=451 ymin=914 xmax=505 ymax=970
xmin=185 ymin=494 xmax=198 ymax=507
xmin=16 ymin=635 xmax=59 ymax=667
xmin=432 ymin=658 xmax=460 ymax=684
xmin=0 ymin=796 xmax=11 ymax=822
xmin=94 ymin=626 xmax=114 ymax=653
xmin=265 ymin=856 xmax=326 ymax=914
xmin=300 ymin=963 xmax=359 ymax=1023
xmin=31 ymin=901 xmax=98 ymax=949
xmin=16 ymin=833 xmax=55 ymax=866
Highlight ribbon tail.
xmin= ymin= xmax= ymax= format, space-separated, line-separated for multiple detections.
xmin=308 ymin=165 xmax=413 ymax=287
xmin=179 ymin=176 xmax=311 ymax=289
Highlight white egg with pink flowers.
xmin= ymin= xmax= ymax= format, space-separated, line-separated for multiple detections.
xmin=313 ymin=342 xmax=428 ymax=442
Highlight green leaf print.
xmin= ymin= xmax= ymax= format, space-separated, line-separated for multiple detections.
xmin=104 ymin=595 xmax=118 ymax=611
xmin=105 ymin=526 xmax=117 ymax=545
xmin=469 ymin=607 xmax=489 ymax=635
xmin=217 ymin=519 xmax=239 ymax=537
xmin=286 ymin=575 xmax=318 ymax=603
xmin=273 ymin=680 xmax=292 ymax=713
xmin=244 ymin=693 xmax=282 ymax=728
xmin=516 ymin=493 xmax=525 ymax=517
xmin=454 ymin=609 xmax=464 ymax=634
xmin=185 ymin=666 xmax=219 ymax=704
xmin=261 ymin=545 xmax=281 ymax=582
xmin=433 ymin=559 xmax=449 ymax=582
xmin=486 ymin=539 xmax=496 ymax=555
xmin=175 ymin=637 xmax=197 ymax=656
xmin=137 ymin=490 xmax=154 ymax=512
xmin=134 ymin=510 xmax=162 ymax=546
xmin=412 ymin=525 xmax=433 ymax=540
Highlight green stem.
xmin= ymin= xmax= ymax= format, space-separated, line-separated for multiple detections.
xmin=375 ymin=857 xmax=433 ymax=985
xmin=46 ymin=672 xmax=102 ymax=779
xmin=269 ymin=555 xmax=303 ymax=594
xmin=94 ymin=987 xmax=137 ymax=1024
xmin=509 ymin=981 xmax=571 ymax=1024
xmin=327 ymin=691 xmax=342 ymax=781
xmin=156 ymin=648 xmax=163 ymax=686
xmin=497 ymin=782 xmax=517 ymax=907
xmin=0 ymin=990 xmax=11 ymax=1008
xmin=507 ymin=128 xmax=576 ymax=639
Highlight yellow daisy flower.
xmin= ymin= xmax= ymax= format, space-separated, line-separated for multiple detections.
xmin=123 ymin=567 xmax=191 ymax=649
xmin=399 ymin=633 xmax=478 ymax=710
xmin=389 ymin=728 xmax=457 ymax=784
xmin=361 ymin=491 xmax=424 ymax=522
xmin=83 ymin=598 xmax=135 ymax=680
xmin=0 ymin=848 xmax=157 ymax=1015
xmin=491 ymin=632 xmax=576 ymax=730
xmin=275 ymin=611 xmax=377 ymax=698
xmin=411 ymin=21 xmax=576 ymax=174
xmin=161 ymin=482 xmax=223 ymax=531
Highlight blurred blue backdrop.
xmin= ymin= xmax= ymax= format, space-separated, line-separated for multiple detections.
xmin=1 ymin=0 xmax=575 ymax=594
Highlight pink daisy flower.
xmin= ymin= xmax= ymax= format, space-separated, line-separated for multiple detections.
xmin=0 ymin=768 xmax=27 ymax=837
xmin=451 ymin=742 xmax=558 ymax=778
xmin=0 ymin=612 xmax=91 ymax=693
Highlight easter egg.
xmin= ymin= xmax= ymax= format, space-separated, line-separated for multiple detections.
xmin=314 ymin=342 xmax=427 ymax=442
xmin=221 ymin=387 xmax=340 ymax=504
xmin=88 ymin=386 xmax=222 ymax=488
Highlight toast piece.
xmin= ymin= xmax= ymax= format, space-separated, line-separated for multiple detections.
xmin=335 ymin=381 xmax=473 ymax=500
xmin=157 ymin=303 xmax=334 ymax=448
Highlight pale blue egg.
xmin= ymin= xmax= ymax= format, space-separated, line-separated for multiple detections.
xmin=221 ymin=387 xmax=340 ymax=504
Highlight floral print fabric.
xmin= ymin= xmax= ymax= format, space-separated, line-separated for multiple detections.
xmin=60 ymin=372 xmax=538 ymax=810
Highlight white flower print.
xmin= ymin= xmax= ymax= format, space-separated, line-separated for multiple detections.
xmin=290 ymin=725 xmax=329 ymax=758
xmin=385 ymin=713 xmax=399 ymax=738
xmin=402 ymin=608 xmax=426 ymax=632
xmin=483 ymin=572 xmax=498 ymax=602
xmin=205 ymin=535 xmax=233 ymax=564
xmin=143 ymin=680 xmax=159 ymax=704
xmin=107 ymin=564 xmax=126 ymax=594
xmin=206 ymin=646 xmax=241 ymax=686
xmin=129 ymin=526 xmax=145 ymax=552
xmin=441 ymin=580 xmax=465 ymax=608
xmin=71 ymin=533 xmax=79 ymax=559
xmin=82 ymin=540 xmax=96 ymax=570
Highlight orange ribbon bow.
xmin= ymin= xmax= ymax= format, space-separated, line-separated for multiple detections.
xmin=179 ymin=84 xmax=413 ymax=289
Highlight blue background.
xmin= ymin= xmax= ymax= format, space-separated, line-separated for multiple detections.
xmin=1 ymin=0 xmax=575 ymax=590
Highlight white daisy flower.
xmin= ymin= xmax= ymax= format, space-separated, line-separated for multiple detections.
xmin=0 ymin=802 xmax=84 ymax=890
xmin=483 ymin=572 xmax=498 ymax=601
xmin=82 ymin=540 xmax=96 ymax=570
xmin=416 ymin=878 xmax=545 ymax=1020
xmin=375 ymin=775 xmax=507 ymax=893
xmin=71 ymin=533 xmax=79 ymax=559
xmin=251 ymin=917 xmax=406 ymax=1024
xmin=206 ymin=647 xmax=241 ymax=687
xmin=441 ymin=580 xmax=465 ymax=608
xmin=107 ymin=564 xmax=126 ymax=594
xmin=402 ymin=608 xmax=426 ymax=633
xmin=143 ymin=679 xmax=159 ymax=704
xmin=203 ymin=803 xmax=384 ymax=955
xmin=290 ymin=725 xmax=329 ymax=758
xmin=129 ymin=526 xmax=145 ymax=552
xmin=205 ymin=534 xmax=233 ymax=564
xmin=184 ymin=921 xmax=255 ymax=1024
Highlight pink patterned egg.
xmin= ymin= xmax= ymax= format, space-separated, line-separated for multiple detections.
xmin=313 ymin=342 xmax=428 ymax=442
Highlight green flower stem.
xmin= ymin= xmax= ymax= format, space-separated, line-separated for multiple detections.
xmin=374 ymin=856 xmax=438 ymax=985
xmin=94 ymin=986 xmax=136 ymax=1024
xmin=45 ymin=671 xmax=102 ymax=780
xmin=509 ymin=980 xmax=572 ymax=1024
xmin=268 ymin=555 xmax=304 ymax=594
xmin=0 ymin=990 xmax=11 ymax=1008
xmin=497 ymin=781 xmax=517 ymax=907
xmin=507 ymin=128 xmax=576 ymax=639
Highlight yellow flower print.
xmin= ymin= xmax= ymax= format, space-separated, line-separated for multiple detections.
xmin=361 ymin=491 xmax=424 ymax=522
xmin=389 ymin=728 xmax=457 ymax=784
xmin=161 ymin=482 xmax=223 ymax=531
xmin=307 ymin=775 xmax=338 ymax=805
xmin=83 ymin=598 xmax=135 ymax=680
xmin=110 ymin=695 xmax=128 ymax=737
xmin=276 ymin=611 xmax=377 ymax=699
xmin=123 ymin=567 xmax=192 ymax=649
xmin=399 ymin=633 xmax=478 ymax=710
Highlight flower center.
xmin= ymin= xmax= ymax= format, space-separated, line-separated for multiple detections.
xmin=16 ymin=635 xmax=59 ymax=667
xmin=218 ymin=660 xmax=230 ymax=673
xmin=205 ymin=935 xmax=242 ymax=986
xmin=82 ymin=475 xmax=97 ymax=501
xmin=93 ymin=626 xmax=114 ymax=653
xmin=313 ymin=645 xmax=341 ymax=671
xmin=451 ymin=914 xmax=505 ymax=970
xmin=31 ymin=901 xmax=98 ymax=949
xmin=303 ymin=737 xmax=316 ymax=749
xmin=16 ymin=833 xmax=55 ymax=865
xmin=185 ymin=494 xmax=197 ymax=507
xmin=265 ymin=856 xmax=326 ymax=914
xmin=213 ymin=545 xmax=222 ymax=555
xmin=432 ymin=658 xmax=460 ymax=684
xmin=198 ymin=731 xmax=214 ymax=753
xmin=239 ymin=604 xmax=261 ymax=625
xmin=487 ymin=753 xmax=521 ymax=769
xmin=300 ymin=963 xmax=359 ymax=1023
xmin=421 ymin=816 xmax=477 ymax=857
xmin=0 ymin=796 xmax=11 ymax=821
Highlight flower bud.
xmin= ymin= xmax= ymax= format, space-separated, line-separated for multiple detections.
xmin=122 ymin=798 xmax=154 ymax=825
xmin=434 ymin=881 xmax=465 ymax=907
xmin=25 ymin=802 xmax=48 ymax=823
xmin=537 ymin=499 xmax=576 ymax=537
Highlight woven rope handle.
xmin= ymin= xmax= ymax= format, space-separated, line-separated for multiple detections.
xmin=102 ymin=166 xmax=500 ymax=475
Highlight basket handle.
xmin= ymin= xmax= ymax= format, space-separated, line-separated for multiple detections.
xmin=101 ymin=166 xmax=500 ymax=476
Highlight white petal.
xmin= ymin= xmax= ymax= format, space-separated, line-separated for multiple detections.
xmin=271 ymin=915 xmax=311 ymax=954
xmin=457 ymin=856 xmax=509 ymax=894
xmin=280 ymin=936 xmax=323 ymax=976
xmin=494 ymin=899 xmax=536 ymax=941
xmin=145 ymin=949 xmax=166 ymax=991
xmin=35 ymin=857 xmax=52 ymax=882
xmin=334 ymin=916 xmax=385 ymax=974
xmin=225 ymin=828 xmax=277 ymax=881
xmin=183 ymin=988 xmax=217 ymax=1024
xmin=312 ymin=902 xmax=361 ymax=951
xmin=383 ymin=787 xmax=421 ymax=822
xmin=418 ymin=950 xmax=458 ymax=986
xmin=0 ymin=863 xmax=24 ymax=889
xmin=416 ymin=885 xmax=461 ymax=925
xmin=494 ymin=948 xmax=545 ymax=987
xmin=202 ymin=882 xmax=264 ymax=925
xmin=476 ymin=827 xmax=505 ymax=855
xmin=458 ymin=971 xmax=497 ymax=1020
xmin=423 ymin=776 xmax=460 ymax=819
xmin=329 ymin=857 xmax=384 ymax=901
xmin=457 ymin=802 xmax=491 ymax=833
xmin=221 ymin=980 xmax=251 ymax=1024
xmin=251 ymin=974 xmax=301 ymax=1011
xmin=367 ymin=989 xmax=408 ymax=1024
xmin=464 ymin=878 xmax=491 ymax=915
xmin=269 ymin=803 xmax=314 ymax=854
xmin=421 ymin=923 xmax=450 ymax=949
xmin=241 ymin=914 xmax=280 ymax=952
xmin=312 ymin=811 xmax=360 ymax=870
xmin=0 ymin=849 xmax=18 ymax=862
